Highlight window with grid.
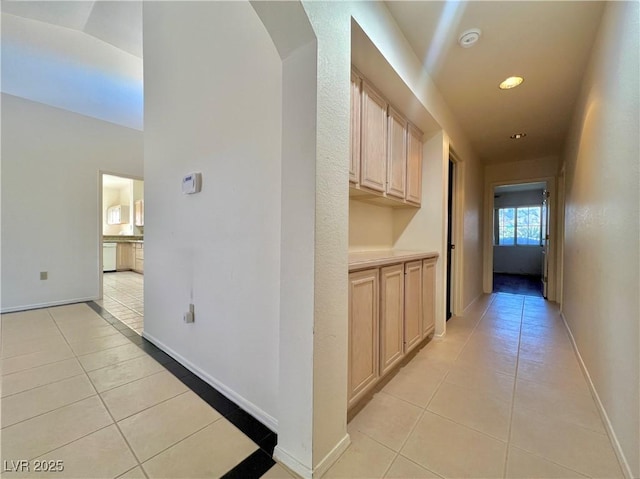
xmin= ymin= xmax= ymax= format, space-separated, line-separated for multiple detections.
xmin=495 ymin=206 xmax=542 ymax=246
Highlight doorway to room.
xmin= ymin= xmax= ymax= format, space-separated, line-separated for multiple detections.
xmin=99 ymin=172 xmax=145 ymax=334
xmin=446 ymin=158 xmax=455 ymax=318
xmin=491 ymin=182 xmax=547 ymax=297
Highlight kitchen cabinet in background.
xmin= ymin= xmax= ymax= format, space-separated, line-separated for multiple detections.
xmin=134 ymin=200 xmax=144 ymax=226
xmin=133 ymin=243 xmax=144 ymax=274
xmin=107 ymin=205 xmax=129 ymax=225
xmin=116 ymin=243 xmax=133 ymax=271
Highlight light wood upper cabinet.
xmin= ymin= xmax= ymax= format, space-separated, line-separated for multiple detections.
xmin=406 ymin=124 xmax=423 ymax=205
xmin=380 ymin=264 xmax=404 ymax=375
xmin=348 ymin=269 xmax=380 ymax=407
xmin=360 ymin=81 xmax=387 ymax=192
xmin=404 ymin=260 xmax=423 ymax=354
xmin=134 ymin=200 xmax=144 ymax=227
xmin=350 ymin=71 xmax=362 ymax=184
xmin=386 ymin=107 xmax=408 ymax=199
xmin=422 ymin=258 xmax=436 ymax=337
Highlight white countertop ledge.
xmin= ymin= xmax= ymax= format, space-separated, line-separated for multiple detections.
xmin=348 ymin=250 xmax=438 ymax=271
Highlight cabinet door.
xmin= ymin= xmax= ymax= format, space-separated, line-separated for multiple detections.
xmin=135 ymin=200 xmax=144 ymax=226
xmin=406 ymin=124 xmax=423 ymax=205
xmin=116 ymin=243 xmax=133 ymax=270
xmin=350 ymin=71 xmax=361 ymax=184
xmin=386 ymin=107 xmax=407 ymax=199
xmin=380 ymin=264 xmax=404 ymax=375
xmin=422 ymin=258 xmax=436 ymax=337
xmin=360 ymin=82 xmax=387 ymax=192
xmin=404 ymin=261 xmax=423 ymax=353
xmin=348 ymin=269 xmax=379 ymax=407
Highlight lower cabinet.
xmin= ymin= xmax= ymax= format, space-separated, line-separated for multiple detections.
xmin=116 ymin=243 xmax=133 ymax=271
xmin=348 ymin=269 xmax=379 ymax=408
xmin=422 ymin=258 xmax=436 ymax=337
xmin=348 ymin=255 xmax=437 ymax=410
xmin=380 ymin=264 xmax=404 ymax=375
xmin=404 ymin=261 xmax=423 ymax=354
xmin=133 ymin=243 xmax=144 ymax=274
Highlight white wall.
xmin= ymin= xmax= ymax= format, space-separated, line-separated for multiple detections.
xmin=1 ymin=94 xmax=143 ymax=311
xmin=1 ymin=12 xmax=143 ymax=130
xmin=561 ymin=2 xmax=639 ymax=477
xmin=349 ymin=200 xmax=395 ymax=251
xmin=142 ymin=1 xmax=282 ymax=429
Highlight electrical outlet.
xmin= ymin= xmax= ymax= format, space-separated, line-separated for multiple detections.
xmin=184 ymin=303 xmax=195 ymax=323
xmin=40 ymin=271 xmax=48 ymax=280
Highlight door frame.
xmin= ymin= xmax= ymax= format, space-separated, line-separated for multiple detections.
xmin=448 ymin=149 xmax=464 ymax=316
xmin=483 ymin=175 xmax=557 ymax=301
xmin=98 ymin=170 xmax=144 ymax=300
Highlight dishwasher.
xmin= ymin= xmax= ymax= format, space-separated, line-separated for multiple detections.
xmin=103 ymin=243 xmax=117 ymax=272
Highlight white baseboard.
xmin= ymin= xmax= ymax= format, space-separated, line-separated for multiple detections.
xmin=312 ymin=433 xmax=351 ymax=478
xmin=273 ymin=446 xmax=313 ymax=479
xmin=560 ymin=312 xmax=634 ymax=479
xmin=273 ymin=433 xmax=350 ymax=479
xmin=463 ymin=291 xmax=485 ymax=315
xmin=142 ymin=331 xmax=278 ymax=433
xmin=1 ymin=296 xmax=98 ymax=314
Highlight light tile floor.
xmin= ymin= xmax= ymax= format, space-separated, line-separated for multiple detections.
xmin=0 ymin=303 xmax=265 ymax=478
xmin=2 ymin=294 xmax=625 ymax=479
xmin=324 ymin=293 xmax=624 ymax=479
xmin=98 ymin=272 xmax=144 ymax=335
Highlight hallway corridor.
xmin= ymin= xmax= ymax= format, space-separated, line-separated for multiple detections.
xmin=327 ymin=294 xmax=623 ymax=478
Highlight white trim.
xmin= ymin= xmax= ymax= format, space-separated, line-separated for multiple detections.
xmin=273 ymin=446 xmax=313 ymax=479
xmin=312 ymin=433 xmax=351 ymax=478
xmin=449 ymin=148 xmax=465 ymax=316
xmin=142 ymin=331 xmax=278 ymax=433
xmin=1 ymin=296 xmax=98 ymax=314
xmin=273 ymin=432 xmax=350 ymax=479
xmin=560 ymin=313 xmax=633 ymax=479
xmin=483 ymin=176 xmax=557 ymax=301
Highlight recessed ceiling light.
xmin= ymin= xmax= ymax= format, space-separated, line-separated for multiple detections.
xmin=458 ymin=28 xmax=482 ymax=48
xmin=510 ymin=133 xmax=527 ymax=139
xmin=499 ymin=76 xmax=524 ymax=90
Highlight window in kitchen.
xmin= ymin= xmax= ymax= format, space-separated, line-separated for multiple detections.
xmin=495 ymin=206 xmax=542 ymax=246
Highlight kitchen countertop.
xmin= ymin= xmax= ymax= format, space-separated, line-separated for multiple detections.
xmin=103 ymin=235 xmax=143 ymax=243
xmin=349 ymin=250 xmax=438 ymax=271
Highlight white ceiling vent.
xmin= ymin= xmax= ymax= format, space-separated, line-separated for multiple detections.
xmin=458 ymin=28 xmax=482 ymax=48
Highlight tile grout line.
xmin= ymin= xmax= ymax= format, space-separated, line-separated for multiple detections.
xmin=363 ymin=296 xmax=499 ymax=479
xmin=89 ymin=299 xmax=278 ymax=475
xmin=52 ymin=308 xmax=149 ymax=478
xmin=46 ymin=307 xmax=151 ymax=479
xmin=3 ymin=310 xmax=123 ymax=465
xmin=501 ymin=296 xmax=524 ymax=478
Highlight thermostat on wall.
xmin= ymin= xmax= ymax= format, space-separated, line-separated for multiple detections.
xmin=182 ymin=172 xmax=202 ymax=194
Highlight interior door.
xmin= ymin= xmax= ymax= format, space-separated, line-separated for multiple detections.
xmin=541 ymin=190 xmax=550 ymax=298
xmin=446 ymin=159 xmax=454 ymax=319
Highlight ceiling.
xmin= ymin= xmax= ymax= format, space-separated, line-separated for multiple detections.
xmin=385 ymin=1 xmax=605 ymax=164
xmin=2 ymin=1 xmax=606 ymax=164
xmin=1 ymin=1 xmax=142 ymax=57
xmin=103 ymin=174 xmax=132 ymax=189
